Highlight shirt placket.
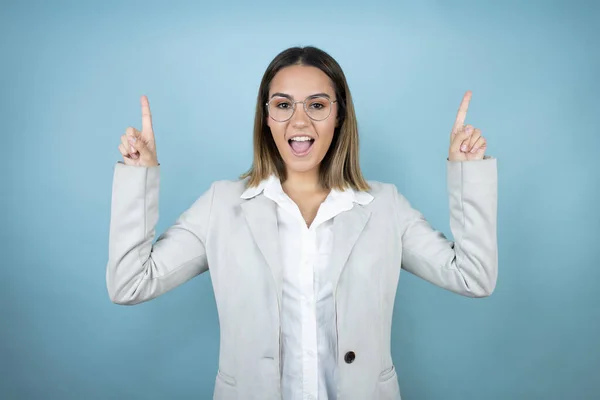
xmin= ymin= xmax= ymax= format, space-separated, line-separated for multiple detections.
xmin=301 ymin=222 xmax=319 ymax=400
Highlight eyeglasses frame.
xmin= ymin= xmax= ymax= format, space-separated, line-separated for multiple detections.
xmin=265 ymin=94 xmax=338 ymax=122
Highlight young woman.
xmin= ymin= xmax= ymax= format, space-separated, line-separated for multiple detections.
xmin=107 ymin=46 xmax=497 ymax=400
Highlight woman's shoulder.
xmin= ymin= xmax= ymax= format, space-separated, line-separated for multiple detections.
xmin=364 ymin=179 xmax=400 ymax=200
xmin=365 ymin=179 xmax=393 ymax=193
xmin=208 ymin=177 xmax=250 ymax=200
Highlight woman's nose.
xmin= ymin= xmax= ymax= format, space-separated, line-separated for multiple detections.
xmin=290 ymin=103 xmax=310 ymax=126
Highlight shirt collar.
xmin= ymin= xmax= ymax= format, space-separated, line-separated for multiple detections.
xmin=240 ymin=174 xmax=279 ymax=200
xmin=240 ymin=175 xmax=374 ymax=205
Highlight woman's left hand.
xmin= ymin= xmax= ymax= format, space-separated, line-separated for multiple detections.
xmin=448 ymin=91 xmax=487 ymax=161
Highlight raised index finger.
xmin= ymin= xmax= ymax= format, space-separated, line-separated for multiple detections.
xmin=451 ymin=90 xmax=472 ymax=135
xmin=140 ymin=95 xmax=154 ymax=137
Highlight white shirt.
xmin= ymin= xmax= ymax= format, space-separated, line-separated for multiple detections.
xmin=242 ymin=175 xmax=373 ymax=400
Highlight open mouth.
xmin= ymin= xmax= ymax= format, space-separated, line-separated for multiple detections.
xmin=288 ymin=136 xmax=315 ymax=157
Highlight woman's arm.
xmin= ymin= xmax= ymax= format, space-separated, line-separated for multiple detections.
xmin=396 ymin=91 xmax=497 ymax=297
xmin=396 ymin=157 xmax=498 ymax=298
xmin=106 ymin=162 xmax=215 ymax=305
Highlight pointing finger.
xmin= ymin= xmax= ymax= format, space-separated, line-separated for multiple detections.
xmin=452 ymin=90 xmax=472 ymax=135
xmin=141 ymin=95 xmax=154 ymax=138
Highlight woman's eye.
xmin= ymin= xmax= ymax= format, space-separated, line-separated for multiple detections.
xmin=277 ymin=102 xmax=291 ymax=109
xmin=309 ymin=102 xmax=325 ymax=109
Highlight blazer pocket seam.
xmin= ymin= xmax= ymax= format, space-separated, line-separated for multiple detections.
xmin=217 ymin=369 xmax=237 ymax=386
xmin=379 ymin=365 xmax=396 ymax=382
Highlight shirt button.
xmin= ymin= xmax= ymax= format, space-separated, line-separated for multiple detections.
xmin=344 ymin=351 xmax=356 ymax=364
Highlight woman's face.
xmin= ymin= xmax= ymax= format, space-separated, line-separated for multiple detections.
xmin=266 ymin=65 xmax=338 ymax=176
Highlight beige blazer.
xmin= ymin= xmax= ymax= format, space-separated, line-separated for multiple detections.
xmin=106 ymin=157 xmax=498 ymax=399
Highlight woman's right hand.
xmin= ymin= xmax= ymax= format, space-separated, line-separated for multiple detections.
xmin=118 ymin=95 xmax=159 ymax=167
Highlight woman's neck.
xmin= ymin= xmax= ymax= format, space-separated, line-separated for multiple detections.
xmin=282 ymin=168 xmax=325 ymax=195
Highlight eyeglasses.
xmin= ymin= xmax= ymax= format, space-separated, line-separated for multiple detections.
xmin=266 ymin=94 xmax=337 ymax=122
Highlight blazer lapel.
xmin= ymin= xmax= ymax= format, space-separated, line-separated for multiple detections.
xmin=240 ymin=195 xmax=283 ymax=307
xmin=330 ymin=205 xmax=372 ymax=297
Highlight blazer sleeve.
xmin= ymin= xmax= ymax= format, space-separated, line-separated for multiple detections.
xmin=395 ymin=157 xmax=498 ymax=297
xmin=106 ymin=162 xmax=215 ymax=305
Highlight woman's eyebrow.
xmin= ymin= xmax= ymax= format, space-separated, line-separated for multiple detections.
xmin=270 ymin=92 xmax=292 ymax=100
xmin=269 ymin=92 xmax=332 ymax=100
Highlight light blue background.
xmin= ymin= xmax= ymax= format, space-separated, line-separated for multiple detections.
xmin=2 ymin=0 xmax=599 ymax=399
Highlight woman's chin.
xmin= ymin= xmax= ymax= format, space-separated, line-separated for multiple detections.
xmin=283 ymin=156 xmax=320 ymax=174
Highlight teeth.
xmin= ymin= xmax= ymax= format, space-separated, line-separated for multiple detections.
xmin=289 ymin=136 xmax=313 ymax=142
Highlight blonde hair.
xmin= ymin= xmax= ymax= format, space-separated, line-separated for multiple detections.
xmin=240 ymin=46 xmax=370 ymax=192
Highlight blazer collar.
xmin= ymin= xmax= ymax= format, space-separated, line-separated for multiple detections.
xmin=239 ymin=174 xmax=373 ymax=312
